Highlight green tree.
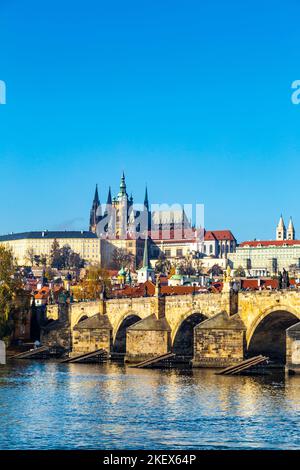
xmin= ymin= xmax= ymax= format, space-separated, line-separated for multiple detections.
xmin=50 ymin=239 xmax=61 ymax=268
xmin=0 ymin=246 xmax=23 ymax=338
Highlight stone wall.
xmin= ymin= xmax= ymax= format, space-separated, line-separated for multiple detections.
xmin=72 ymin=328 xmax=111 ymax=355
xmin=41 ymin=322 xmax=72 ymax=352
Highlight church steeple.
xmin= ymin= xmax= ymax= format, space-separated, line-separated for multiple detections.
xmin=276 ymin=214 xmax=286 ymax=241
xmin=142 ymin=237 xmax=150 ymax=268
xmin=89 ymin=184 xmax=101 ymax=233
xmin=287 ymin=216 xmax=295 ymax=240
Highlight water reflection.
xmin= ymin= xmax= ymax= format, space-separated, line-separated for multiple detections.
xmin=0 ymin=361 xmax=300 ymax=449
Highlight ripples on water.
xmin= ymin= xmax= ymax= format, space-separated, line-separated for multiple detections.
xmin=0 ymin=361 xmax=300 ymax=449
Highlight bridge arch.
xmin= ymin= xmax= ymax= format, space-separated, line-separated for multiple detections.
xmin=172 ymin=311 xmax=208 ymax=357
xmin=112 ymin=312 xmax=142 ymax=354
xmin=247 ymin=305 xmax=300 ymax=363
xmin=77 ymin=315 xmax=88 ymax=324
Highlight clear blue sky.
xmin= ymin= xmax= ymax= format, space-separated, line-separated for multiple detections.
xmin=0 ymin=0 xmax=299 ymax=241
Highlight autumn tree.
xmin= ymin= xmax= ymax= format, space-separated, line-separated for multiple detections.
xmin=73 ymin=266 xmax=111 ymax=301
xmin=111 ymin=248 xmax=134 ymax=270
xmin=209 ymin=264 xmax=224 ymax=277
xmin=177 ymin=257 xmax=196 ymax=276
xmin=25 ymin=248 xmax=35 ymax=266
xmin=155 ymin=253 xmax=171 ymax=275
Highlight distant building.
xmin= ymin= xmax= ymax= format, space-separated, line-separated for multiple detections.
xmin=148 ymin=229 xmax=236 ymax=268
xmin=0 ymin=231 xmax=101 ymax=266
xmin=228 ymin=216 xmax=300 ymax=276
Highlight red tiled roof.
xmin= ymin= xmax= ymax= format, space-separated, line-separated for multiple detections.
xmin=110 ymin=280 xmax=208 ymax=298
xmin=241 ymin=278 xmax=296 ymax=289
xmin=240 ymin=240 xmax=300 ymax=247
xmin=34 ymin=287 xmax=50 ymax=299
xmin=204 ymin=230 xmax=236 ymax=241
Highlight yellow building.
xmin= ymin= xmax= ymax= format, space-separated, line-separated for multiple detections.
xmin=0 ymin=231 xmax=101 ymax=266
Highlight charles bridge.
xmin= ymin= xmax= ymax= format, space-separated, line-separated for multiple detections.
xmin=42 ymin=279 xmax=300 ymax=372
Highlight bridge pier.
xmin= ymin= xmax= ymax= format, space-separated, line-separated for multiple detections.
xmin=72 ymin=314 xmax=112 ymax=357
xmin=125 ymin=277 xmax=172 ymax=363
xmin=193 ymin=312 xmax=246 ymax=368
xmin=125 ymin=314 xmax=171 ymax=363
xmin=286 ymin=322 xmax=300 ymax=374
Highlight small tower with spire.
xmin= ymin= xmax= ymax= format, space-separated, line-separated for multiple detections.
xmin=117 ymin=171 xmax=128 ymax=200
xmin=287 ymin=216 xmax=295 ymax=240
xmin=276 ymin=215 xmax=286 ymax=241
xmin=89 ymin=184 xmax=101 ymax=233
xmin=143 ymin=185 xmax=151 ymax=233
xmin=137 ymin=238 xmax=155 ymax=284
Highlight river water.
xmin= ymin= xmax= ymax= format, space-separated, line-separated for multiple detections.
xmin=0 ymin=361 xmax=300 ymax=450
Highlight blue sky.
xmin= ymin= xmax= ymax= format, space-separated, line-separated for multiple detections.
xmin=0 ymin=0 xmax=299 ymax=241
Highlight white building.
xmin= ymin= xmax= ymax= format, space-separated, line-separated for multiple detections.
xmin=228 ymin=216 xmax=299 ymax=276
xmin=0 ymin=231 xmax=101 ymax=266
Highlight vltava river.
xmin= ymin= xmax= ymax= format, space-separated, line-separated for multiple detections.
xmin=0 ymin=361 xmax=300 ymax=449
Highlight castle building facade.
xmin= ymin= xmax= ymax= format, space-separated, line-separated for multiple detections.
xmin=228 ymin=216 xmax=300 ymax=276
xmin=0 ymin=231 xmax=101 ymax=266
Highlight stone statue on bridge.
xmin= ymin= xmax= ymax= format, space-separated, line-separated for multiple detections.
xmin=223 ymin=265 xmax=233 ymax=282
xmin=282 ymin=269 xmax=290 ymax=289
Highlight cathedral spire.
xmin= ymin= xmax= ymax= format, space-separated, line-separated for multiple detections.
xmin=144 ymin=185 xmax=149 ymax=210
xmin=89 ymin=184 xmax=101 ymax=233
xmin=93 ymin=184 xmax=100 ymax=205
xmin=106 ymin=186 xmax=112 ymax=205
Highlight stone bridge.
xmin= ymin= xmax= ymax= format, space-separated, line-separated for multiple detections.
xmin=44 ymin=282 xmax=300 ymax=369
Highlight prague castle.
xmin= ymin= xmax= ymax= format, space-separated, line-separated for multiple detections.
xmin=0 ymin=173 xmax=236 ymax=269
